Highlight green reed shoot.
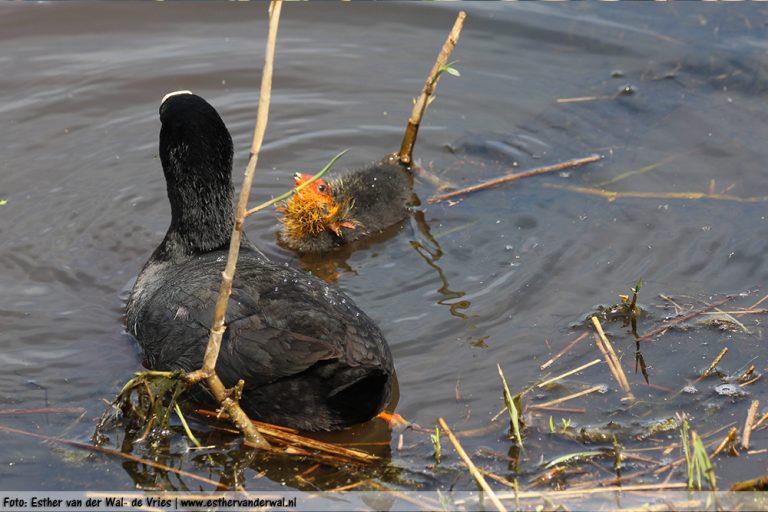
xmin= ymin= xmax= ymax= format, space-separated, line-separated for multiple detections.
xmin=498 ymin=364 xmax=524 ymax=451
xmin=431 ymin=425 xmax=442 ymax=464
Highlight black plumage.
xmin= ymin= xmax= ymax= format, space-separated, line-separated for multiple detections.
xmin=126 ymin=92 xmax=394 ymax=431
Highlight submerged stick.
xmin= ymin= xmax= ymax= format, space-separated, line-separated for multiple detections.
xmin=398 ymin=11 xmax=466 ymax=165
xmin=427 ymin=155 xmax=603 ymax=204
xmin=438 ymin=417 xmax=507 ymax=512
xmin=186 ymin=0 xmax=283 ymax=449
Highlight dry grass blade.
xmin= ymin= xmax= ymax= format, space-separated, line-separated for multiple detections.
xmin=438 ymin=417 xmax=507 ymax=512
xmin=741 ymin=400 xmax=759 ymax=450
xmin=537 ymin=358 xmax=602 ymax=389
xmin=710 ymin=427 xmax=739 ymax=458
xmin=529 ymin=385 xmax=605 ymax=410
xmin=591 ymin=318 xmax=634 ymax=401
xmin=703 ymin=347 xmax=728 ymax=378
xmin=540 ymin=332 xmax=590 ymax=370
xmin=428 ymin=155 xmax=603 ymax=204
xmin=0 ymin=424 xmax=227 ymax=489
xmin=194 ymin=409 xmax=377 ymax=465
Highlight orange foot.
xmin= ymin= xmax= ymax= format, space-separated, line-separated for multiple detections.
xmin=376 ymin=411 xmax=409 ymax=428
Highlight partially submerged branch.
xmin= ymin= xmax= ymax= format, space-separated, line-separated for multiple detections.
xmin=398 ymin=11 xmax=466 ymax=166
xmin=186 ymin=0 xmax=283 ymax=449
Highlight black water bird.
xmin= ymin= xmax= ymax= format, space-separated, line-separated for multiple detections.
xmin=126 ymin=91 xmax=394 ymax=431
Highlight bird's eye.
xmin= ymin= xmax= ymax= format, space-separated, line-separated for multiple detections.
xmin=317 ymin=185 xmax=326 ymax=193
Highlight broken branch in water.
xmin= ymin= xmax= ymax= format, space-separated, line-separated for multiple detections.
xmin=427 ymin=154 xmax=603 ymax=204
xmin=184 ymin=0 xmax=283 ymax=449
xmin=398 ymin=11 xmax=466 ymax=165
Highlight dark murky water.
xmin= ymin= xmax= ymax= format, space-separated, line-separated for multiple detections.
xmin=2 ymin=2 xmax=768 ymax=494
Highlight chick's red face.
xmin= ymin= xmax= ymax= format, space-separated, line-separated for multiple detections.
xmin=294 ymin=173 xmax=333 ymax=199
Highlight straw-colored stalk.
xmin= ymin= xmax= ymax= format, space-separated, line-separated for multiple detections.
xmin=438 ymin=417 xmax=507 ymax=512
xmin=591 ymin=317 xmax=634 ymax=401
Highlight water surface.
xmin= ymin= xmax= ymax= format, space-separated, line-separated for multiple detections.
xmin=1 ymin=2 xmax=767 ymax=494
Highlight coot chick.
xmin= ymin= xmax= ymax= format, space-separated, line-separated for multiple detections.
xmin=126 ymin=91 xmax=394 ymax=431
xmin=278 ymin=156 xmax=414 ymax=253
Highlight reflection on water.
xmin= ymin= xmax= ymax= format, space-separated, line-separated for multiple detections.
xmin=1 ymin=1 xmax=768 ymax=492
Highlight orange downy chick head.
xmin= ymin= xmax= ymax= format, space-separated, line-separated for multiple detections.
xmin=279 ymin=172 xmax=353 ymax=241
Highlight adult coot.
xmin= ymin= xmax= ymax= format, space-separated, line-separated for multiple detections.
xmin=278 ymin=157 xmax=415 ymax=253
xmin=126 ymin=91 xmax=394 ymax=431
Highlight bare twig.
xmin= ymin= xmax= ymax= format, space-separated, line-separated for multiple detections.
xmin=185 ymin=0 xmax=283 ymax=448
xmin=742 ymin=400 xmax=760 ymax=450
xmin=398 ymin=12 xmax=466 ymax=165
xmin=427 ymin=155 xmax=603 ymax=204
xmin=438 ymin=417 xmax=507 ymax=512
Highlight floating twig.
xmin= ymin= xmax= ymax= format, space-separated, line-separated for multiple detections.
xmin=428 ymin=155 xmax=603 ymax=204
xmin=537 ymin=359 xmax=602 ymax=389
xmin=0 ymin=424 xmax=226 ymax=489
xmin=398 ymin=12 xmax=466 ymax=165
xmin=438 ymin=417 xmax=507 ymax=512
xmin=556 ymin=95 xmax=611 ymax=104
xmin=741 ymin=400 xmax=760 ymax=450
xmin=545 ymin=183 xmax=768 ymax=203
xmin=636 ymin=296 xmax=734 ymax=342
xmin=539 ymin=332 xmax=590 ymax=370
